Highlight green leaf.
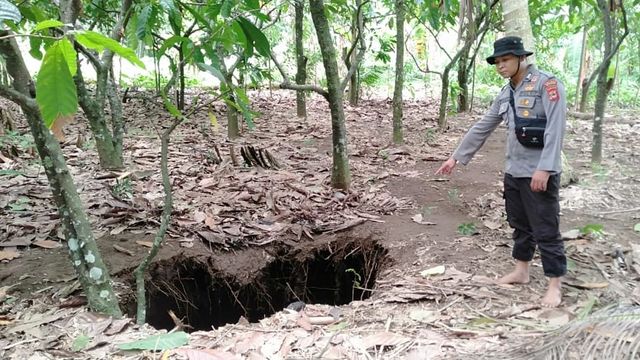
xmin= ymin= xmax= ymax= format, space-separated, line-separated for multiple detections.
xmin=244 ymin=0 xmax=260 ymax=10
xmin=72 ymin=334 xmax=91 ymax=352
xmin=58 ymin=37 xmax=77 ymax=76
xmin=231 ymin=20 xmax=250 ymax=56
xmin=182 ymin=3 xmax=212 ymax=31
xmin=0 ymin=0 xmax=22 ymax=23
xmin=135 ymin=5 xmax=154 ymax=40
xmin=35 ymin=40 xmax=78 ymax=128
xmin=234 ymin=87 xmax=255 ymax=129
xmin=237 ymin=17 xmax=271 ymax=57
xmin=197 ymin=62 xmax=225 ymax=83
xmin=634 ymin=223 xmax=640 ymax=233
xmin=33 ymin=19 xmax=64 ymax=32
xmin=221 ymin=0 xmax=234 ymax=18
xmin=160 ymin=0 xmax=177 ymax=14
xmin=161 ymin=90 xmax=183 ymax=119
xmin=118 ymin=332 xmax=188 ymax=351
xmin=580 ymin=224 xmax=604 ymax=236
xmin=29 ymin=36 xmax=44 ymax=60
xmin=157 ymin=35 xmax=189 ymax=57
xmin=75 ymin=31 xmax=145 ymax=68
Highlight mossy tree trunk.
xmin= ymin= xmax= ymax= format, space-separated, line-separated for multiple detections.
xmin=0 ymin=33 xmax=121 ymax=317
xmin=392 ymin=0 xmax=405 ymax=144
xmin=62 ymin=0 xmax=132 ymax=170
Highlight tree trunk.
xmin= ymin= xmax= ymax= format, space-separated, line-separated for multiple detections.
xmin=348 ymin=0 xmax=363 ymax=106
xmin=178 ymin=46 xmax=186 ymax=111
xmin=0 ymin=33 xmax=121 ymax=317
xmin=575 ymin=27 xmax=588 ymax=111
xmin=438 ymin=67 xmax=451 ymax=129
xmin=309 ymin=0 xmax=351 ymax=190
xmin=590 ymin=0 xmax=629 ymax=164
xmin=500 ymin=0 xmax=536 ymax=63
xmin=392 ymin=0 xmax=405 ymax=144
xmin=227 ymin=91 xmax=240 ymax=139
xmin=61 ymin=0 xmax=131 ymax=171
xmin=294 ymin=0 xmax=307 ymax=118
xmin=457 ymin=45 xmax=470 ymax=112
xmin=591 ymin=0 xmax=616 ymax=164
xmin=75 ymin=67 xmax=124 ymax=170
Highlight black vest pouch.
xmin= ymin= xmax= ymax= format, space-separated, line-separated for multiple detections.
xmin=510 ymin=91 xmax=546 ymax=148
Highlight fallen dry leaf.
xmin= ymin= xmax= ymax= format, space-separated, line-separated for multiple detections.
xmin=32 ymin=240 xmax=62 ymax=249
xmin=420 ymin=265 xmax=446 ymax=277
xmin=0 ymin=250 xmax=20 ymax=261
xmin=113 ymin=244 xmax=134 ymax=256
xmin=411 ymin=214 xmax=436 ymax=225
xmin=135 ymin=241 xmax=153 ymax=248
xmin=361 ymin=331 xmax=411 ymax=349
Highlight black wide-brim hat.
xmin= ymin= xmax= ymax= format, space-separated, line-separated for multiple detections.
xmin=486 ymin=36 xmax=534 ymax=65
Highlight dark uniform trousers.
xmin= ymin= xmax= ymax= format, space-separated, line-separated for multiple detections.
xmin=503 ymin=173 xmax=566 ymax=277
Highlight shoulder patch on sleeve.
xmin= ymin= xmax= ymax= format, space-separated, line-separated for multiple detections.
xmin=544 ymin=79 xmax=559 ymax=102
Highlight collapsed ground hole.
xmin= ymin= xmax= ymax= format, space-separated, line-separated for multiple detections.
xmin=125 ymin=239 xmax=389 ymax=331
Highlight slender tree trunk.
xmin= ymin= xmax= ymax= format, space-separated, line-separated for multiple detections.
xmin=61 ymin=0 xmax=131 ymax=170
xmin=392 ymin=0 xmax=405 ymax=144
xmin=457 ymin=45 xmax=469 ymax=112
xmin=134 ymin=118 xmax=180 ymax=325
xmin=348 ymin=0 xmax=363 ymax=106
xmin=75 ymin=66 xmax=123 ymax=169
xmin=438 ymin=68 xmax=451 ymax=129
xmin=500 ymin=0 xmax=536 ymax=63
xmin=178 ymin=46 xmax=185 ymax=111
xmin=591 ymin=0 xmax=616 ymax=164
xmin=309 ymin=0 xmax=351 ymax=190
xmin=575 ymin=27 xmax=588 ymax=111
xmin=227 ymin=90 xmax=240 ymax=139
xmin=294 ymin=0 xmax=307 ymax=118
xmin=0 ymin=33 xmax=121 ymax=317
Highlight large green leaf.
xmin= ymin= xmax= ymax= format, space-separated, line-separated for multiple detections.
xmin=75 ymin=30 xmax=145 ymax=68
xmin=58 ymin=37 xmax=77 ymax=76
xmin=237 ymin=17 xmax=271 ymax=57
xmin=197 ymin=62 xmax=225 ymax=83
xmin=135 ymin=5 xmax=154 ymax=40
xmin=0 ymin=0 xmax=21 ymax=23
xmin=182 ymin=3 xmax=212 ymax=31
xmin=118 ymin=332 xmax=188 ymax=351
xmin=233 ymin=87 xmax=255 ymax=129
xmin=33 ymin=19 xmax=64 ymax=32
xmin=35 ymin=40 xmax=78 ymax=128
xmin=157 ymin=35 xmax=190 ymax=57
xmin=231 ymin=20 xmax=250 ymax=56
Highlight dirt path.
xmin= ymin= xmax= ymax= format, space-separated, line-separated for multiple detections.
xmin=1 ymin=93 xmax=639 ymax=359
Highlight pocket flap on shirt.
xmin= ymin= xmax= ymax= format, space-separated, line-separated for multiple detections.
xmin=517 ymin=96 xmax=536 ymax=108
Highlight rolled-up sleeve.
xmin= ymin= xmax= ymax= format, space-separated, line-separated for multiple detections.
xmin=537 ymin=79 xmax=566 ymax=172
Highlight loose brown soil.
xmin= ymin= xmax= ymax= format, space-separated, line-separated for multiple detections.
xmin=1 ymin=92 xmax=639 ymax=359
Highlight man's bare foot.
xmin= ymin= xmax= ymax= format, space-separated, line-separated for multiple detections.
xmin=541 ymin=277 xmax=562 ymax=307
xmin=496 ymin=260 xmax=530 ymax=284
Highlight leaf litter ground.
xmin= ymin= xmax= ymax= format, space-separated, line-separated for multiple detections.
xmin=1 ymin=91 xmax=639 ymax=359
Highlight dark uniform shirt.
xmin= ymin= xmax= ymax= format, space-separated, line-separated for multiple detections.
xmin=453 ymin=65 xmax=566 ymax=178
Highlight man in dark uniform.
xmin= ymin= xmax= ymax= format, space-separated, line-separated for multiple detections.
xmin=435 ymin=36 xmax=567 ymax=307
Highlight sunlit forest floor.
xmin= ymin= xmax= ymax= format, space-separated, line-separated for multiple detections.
xmin=1 ymin=91 xmax=639 ymax=359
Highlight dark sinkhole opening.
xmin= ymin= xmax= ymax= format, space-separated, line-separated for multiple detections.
xmin=128 ymin=240 xmax=388 ymax=332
